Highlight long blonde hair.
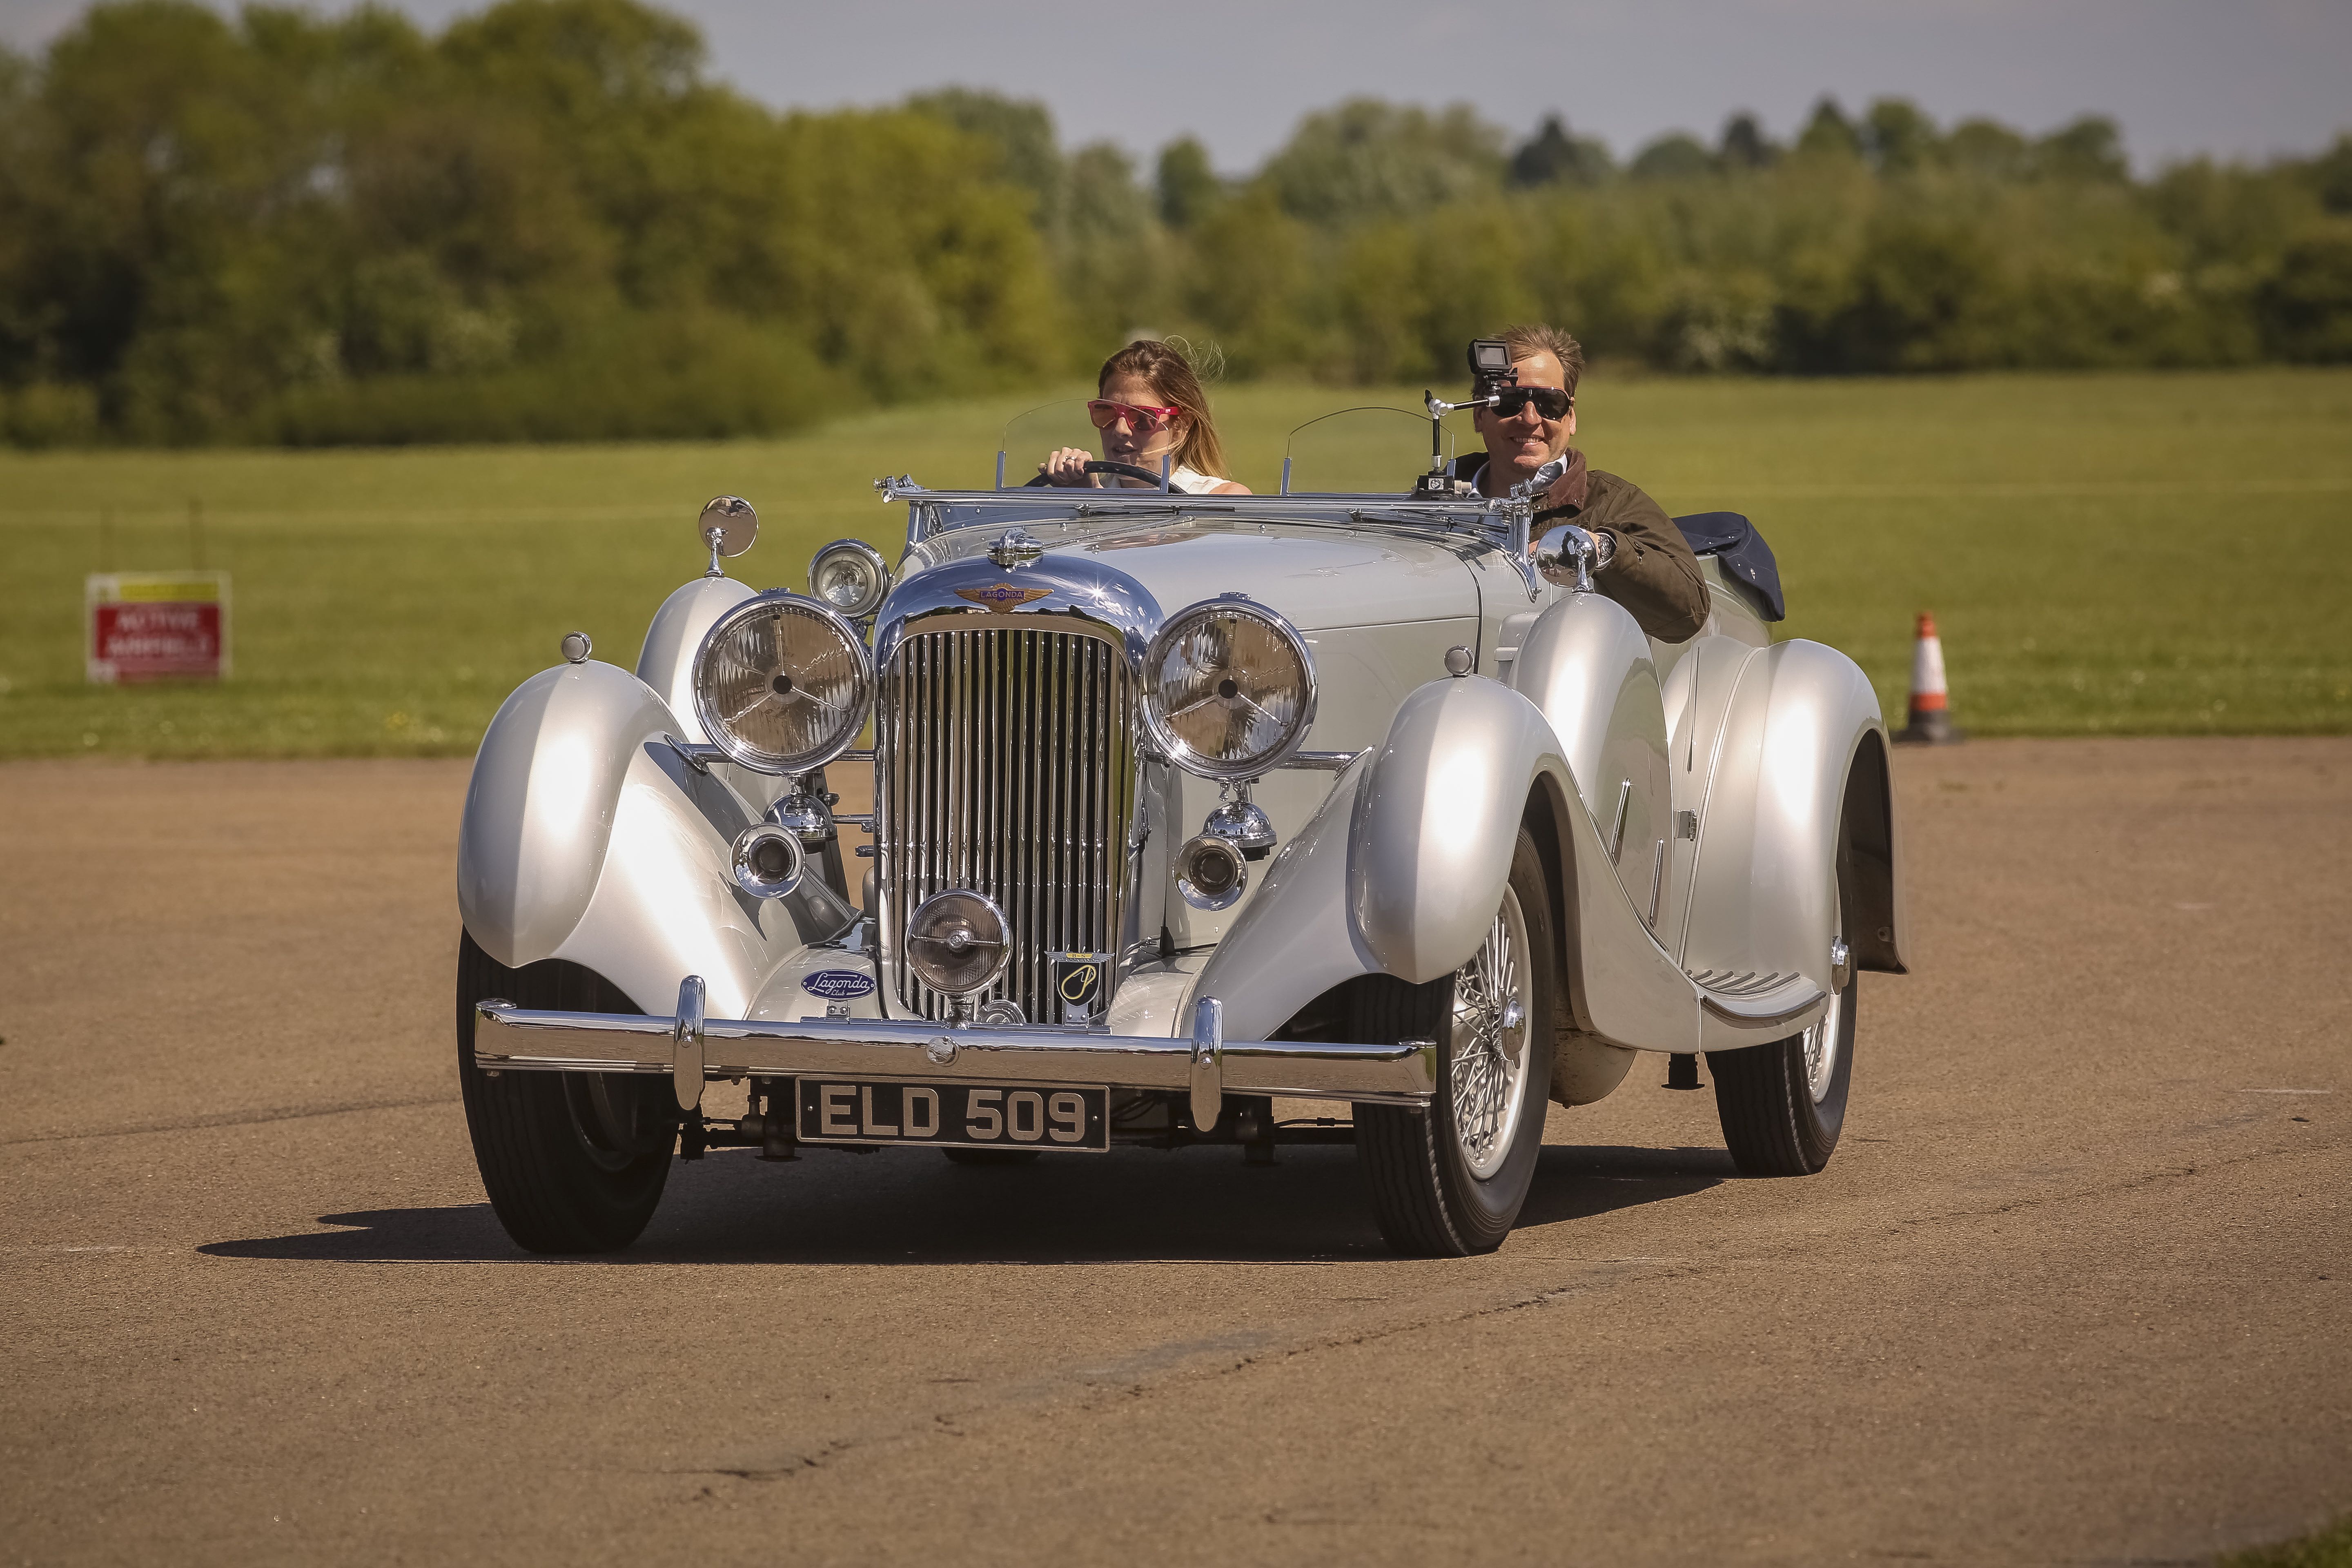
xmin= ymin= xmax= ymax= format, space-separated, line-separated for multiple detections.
xmin=1098 ymin=339 xmax=1229 ymax=479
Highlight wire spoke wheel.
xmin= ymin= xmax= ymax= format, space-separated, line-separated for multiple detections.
xmin=1449 ymin=896 xmax=1534 ymax=1178
xmin=1354 ymin=828 xmax=1558 ymax=1256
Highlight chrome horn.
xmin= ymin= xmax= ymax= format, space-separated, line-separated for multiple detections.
xmin=729 ymin=822 xmax=805 ymax=899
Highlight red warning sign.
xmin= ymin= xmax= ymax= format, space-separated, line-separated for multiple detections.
xmin=86 ymin=573 xmax=232 ymax=683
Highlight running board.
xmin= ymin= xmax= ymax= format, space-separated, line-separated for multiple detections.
xmin=1690 ymin=970 xmax=1829 ymax=1049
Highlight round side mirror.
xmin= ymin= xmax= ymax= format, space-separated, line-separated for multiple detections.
xmin=699 ymin=496 xmax=758 ymax=571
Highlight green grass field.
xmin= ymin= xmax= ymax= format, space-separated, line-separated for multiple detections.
xmin=2223 ymin=1517 xmax=2352 ymax=1568
xmin=2 ymin=368 xmax=2347 ymax=758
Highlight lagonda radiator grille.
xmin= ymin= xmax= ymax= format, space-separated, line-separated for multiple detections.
xmin=880 ymin=624 xmax=1135 ymax=1022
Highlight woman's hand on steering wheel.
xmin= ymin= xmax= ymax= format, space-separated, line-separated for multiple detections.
xmin=1037 ymin=447 xmax=1099 ymax=488
xmin=1027 ymin=451 xmax=1175 ymax=489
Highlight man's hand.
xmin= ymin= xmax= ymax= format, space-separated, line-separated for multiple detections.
xmin=1038 ymin=447 xmax=1100 ymax=488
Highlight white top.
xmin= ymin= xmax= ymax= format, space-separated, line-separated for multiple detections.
xmin=1104 ymin=461 xmax=1232 ymax=493
xmin=1168 ymin=463 xmax=1228 ymax=494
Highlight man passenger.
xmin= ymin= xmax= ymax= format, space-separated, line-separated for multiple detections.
xmin=1451 ymin=325 xmax=1709 ymax=643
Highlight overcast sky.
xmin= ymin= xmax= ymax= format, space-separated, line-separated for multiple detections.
xmin=3 ymin=0 xmax=2345 ymax=172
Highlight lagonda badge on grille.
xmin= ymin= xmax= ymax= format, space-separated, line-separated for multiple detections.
xmin=956 ymin=583 xmax=1055 ymax=611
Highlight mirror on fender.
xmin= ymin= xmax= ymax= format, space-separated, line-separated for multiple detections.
xmin=698 ymin=496 xmax=757 ymax=577
xmin=1533 ymin=523 xmax=1598 ymax=592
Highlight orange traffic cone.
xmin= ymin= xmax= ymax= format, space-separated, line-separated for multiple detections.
xmin=1893 ymin=612 xmax=1963 ymax=744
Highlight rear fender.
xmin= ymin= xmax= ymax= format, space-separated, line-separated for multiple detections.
xmin=1683 ymin=640 xmax=1907 ymax=1042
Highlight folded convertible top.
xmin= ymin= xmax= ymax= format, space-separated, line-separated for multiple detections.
xmin=1673 ymin=512 xmax=1784 ymax=622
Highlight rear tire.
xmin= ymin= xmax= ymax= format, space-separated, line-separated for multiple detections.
xmin=1354 ymin=829 xmax=1559 ymax=1256
xmin=457 ymin=931 xmax=674 ymax=1253
xmin=1708 ymin=935 xmax=1856 ymax=1177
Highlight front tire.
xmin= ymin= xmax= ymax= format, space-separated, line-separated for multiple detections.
xmin=457 ymin=931 xmax=674 ymax=1253
xmin=1354 ymin=829 xmax=1559 ymax=1256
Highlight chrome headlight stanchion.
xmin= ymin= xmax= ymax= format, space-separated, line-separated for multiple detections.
xmin=1144 ymin=595 xmax=1319 ymax=879
xmin=765 ymin=788 xmax=833 ymax=842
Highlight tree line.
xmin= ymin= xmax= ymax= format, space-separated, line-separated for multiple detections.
xmin=2 ymin=0 xmax=2347 ymax=448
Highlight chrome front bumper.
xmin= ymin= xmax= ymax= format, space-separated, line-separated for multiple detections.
xmin=472 ymin=977 xmax=1435 ymax=1131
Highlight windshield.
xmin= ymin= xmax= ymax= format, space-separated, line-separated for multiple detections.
xmin=997 ymin=398 xmax=1187 ymax=492
xmin=982 ymin=397 xmax=1483 ymax=498
xmin=1281 ymin=406 xmax=1469 ymax=496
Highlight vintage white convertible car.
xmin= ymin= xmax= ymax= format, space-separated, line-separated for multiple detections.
xmin=455 ymin=411 xmax=1907 ymax=1256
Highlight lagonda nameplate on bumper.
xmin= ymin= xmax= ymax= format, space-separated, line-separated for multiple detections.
xmin=795 ymin=1077 xmax=1110 ymax=1152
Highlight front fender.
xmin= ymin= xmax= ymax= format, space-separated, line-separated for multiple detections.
xmin=1510 ymin=591 xmax=1670 ymax=907
xmin=458 ymin=661 xmax=674 ymax=970
xmin=1188 ymin=679 xmax=1561 ymax=1045
xmin=634 ymin=575 xmax=755 ymax=744
xmin=1188 ymin=756 xmax=1375 ymax=1044
xmin=1349 ymin=676 xmax=1571 ymax=986
xmin=456 ymin=660 xmax=851 ymax=1017
xmin=1192 ymin=675 xmax=1701 ymax=1054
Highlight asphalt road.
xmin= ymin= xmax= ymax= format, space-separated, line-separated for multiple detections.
xmin=2 ymin=738 xmax=2346 ymax=1566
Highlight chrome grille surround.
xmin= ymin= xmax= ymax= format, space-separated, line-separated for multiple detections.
xmin=877 ymin=615 xmax=1138 ymax=1022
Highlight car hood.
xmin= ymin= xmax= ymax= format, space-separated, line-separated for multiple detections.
xmin=903 ymin=515 xmax=1483 ymax=632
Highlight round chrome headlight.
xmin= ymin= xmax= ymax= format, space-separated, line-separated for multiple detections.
xmin=904 ymin=889 xmax=1013 ymax=998
xmin=692 ymin=591 xmax=874 ymax=774
xmin=808 ymin=538 xmax=891 ymax=619
xmin=1141 ymin=598 xmax=1317 ymax=781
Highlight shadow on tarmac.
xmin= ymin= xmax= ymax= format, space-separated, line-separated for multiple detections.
xmin=198 ymin=1143 xmax=1730 ymax=1266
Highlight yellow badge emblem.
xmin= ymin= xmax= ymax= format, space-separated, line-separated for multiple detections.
xmin=956 ymin=583 xmax=1054 ymax=611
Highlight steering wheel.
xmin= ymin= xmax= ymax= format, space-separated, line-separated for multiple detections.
xmin=1024 ymin=459 xmax=1171 ymax=489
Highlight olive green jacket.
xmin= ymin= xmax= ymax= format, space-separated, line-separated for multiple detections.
xmin=1457 ymin=449 xmax=1711 ymax=643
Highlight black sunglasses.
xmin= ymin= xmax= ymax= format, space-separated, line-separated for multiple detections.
xmin=1490 ymin=385 xmax=1573 ymax=420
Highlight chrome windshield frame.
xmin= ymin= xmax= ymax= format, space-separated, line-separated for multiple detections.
xmin=872 ymin=478 xmax=1544 ymax=595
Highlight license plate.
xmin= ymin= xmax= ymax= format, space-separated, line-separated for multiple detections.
xmin=794 ymin=1078 xmax=1109 ymax=1152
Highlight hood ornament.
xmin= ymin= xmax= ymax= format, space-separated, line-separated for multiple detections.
xmin=987 ymin=528 xmax=1045 ymax=568
xmin=956 ymin=582 xmax=1055 ymax=612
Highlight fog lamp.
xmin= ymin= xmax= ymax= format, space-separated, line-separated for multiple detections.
xmin=905 ymin=889 xmax=1013 ymax=999
xmin=1203 ymin=790 xmax=1276 ymax=861
xmin=807 ymin=538 xmax=892 ymax=620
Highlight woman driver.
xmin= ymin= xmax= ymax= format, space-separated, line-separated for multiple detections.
xmin=1040 ymin=339 xmax=1252 ymax=495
